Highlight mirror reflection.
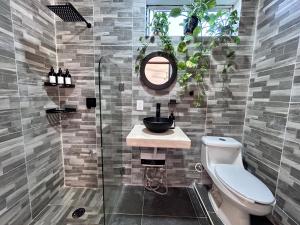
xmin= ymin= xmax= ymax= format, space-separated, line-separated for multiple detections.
xmin=145 ymin=56 xmax=173 ymax=85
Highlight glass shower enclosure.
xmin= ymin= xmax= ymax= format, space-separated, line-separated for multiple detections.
xmin=97 ymin=55 xmax=124 ymax=225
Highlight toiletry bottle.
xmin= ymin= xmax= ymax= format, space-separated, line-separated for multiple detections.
xmin=64 ymin=69 xmax=72 ymax=86
xmin=48 ymin=67 xmax=57 ymax=85
xmin=57 ymin=68 xmax=64 ymax=85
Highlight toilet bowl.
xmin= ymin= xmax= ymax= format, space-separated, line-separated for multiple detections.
xmin=201 ymin=136 xmax=275 ymax=225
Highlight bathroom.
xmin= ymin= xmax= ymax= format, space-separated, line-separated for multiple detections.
xmin=0 ymin=0 xmax=299 ymax=224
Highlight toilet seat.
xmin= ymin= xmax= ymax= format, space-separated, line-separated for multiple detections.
xmin=215 ymin=165 xmax=275 ymax=205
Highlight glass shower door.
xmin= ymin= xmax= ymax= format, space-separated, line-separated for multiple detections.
xmin=97 ymin=55 xmax=123 ymax=225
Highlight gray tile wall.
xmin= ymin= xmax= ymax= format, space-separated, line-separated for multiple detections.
xmin=54 ymin=0 xmax=258 ymax=188
xmin=0 ymin=0 xmax=64 ymax=224
xmin=55 ymin=0 xmax=99 ymax=188
xmin=242 ymin=0 xmax=300 ymax=224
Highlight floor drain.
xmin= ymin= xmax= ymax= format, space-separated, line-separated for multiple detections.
xmin=72 ymin=208 xmax=86 ymax=219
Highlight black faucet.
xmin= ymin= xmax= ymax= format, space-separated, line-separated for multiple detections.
xmin=156 ymin=103 xmax=161 ymax=118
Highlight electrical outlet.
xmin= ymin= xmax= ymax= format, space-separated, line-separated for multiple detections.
xmin=136 ymin=100 xmax=144 ymax=111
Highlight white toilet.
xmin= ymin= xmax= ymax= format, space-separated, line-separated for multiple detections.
xmin=201 ymin=136 xmax=275 ymax=225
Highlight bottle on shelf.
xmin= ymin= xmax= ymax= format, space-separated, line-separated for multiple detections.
xmin=64 ymin=69 xmax=72 ymax=87
xmin=57 ymin=68 xmax=64 ymax=85
xmin=48 ymin=67 xmax=57 ymax=85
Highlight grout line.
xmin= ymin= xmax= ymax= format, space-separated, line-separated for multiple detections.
xmin=241 ymin=0 xmax=260 ymax=147
xmin=273 ymin=36 xmax=300 ymax=216
xmin=8 ymin=0 xmax=33 ymax=220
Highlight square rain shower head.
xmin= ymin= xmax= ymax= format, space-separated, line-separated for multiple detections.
xmin=47 ymin=3 xmax=91 ymax=28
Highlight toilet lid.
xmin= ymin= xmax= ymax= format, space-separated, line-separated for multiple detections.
xmin=215 ymin=165 xmax=275 ymax=204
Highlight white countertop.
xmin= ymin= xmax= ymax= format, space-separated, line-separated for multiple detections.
xmin=126 ymin=125 xmax=191 ymax=149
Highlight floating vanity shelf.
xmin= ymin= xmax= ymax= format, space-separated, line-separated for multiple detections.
xmin=44 ymin=82 xmax=75 ymax=88
xmin=46 ymin=107 xmax=77 ymax=114
xmin=126 ymin=125 xmax=191 ymax=149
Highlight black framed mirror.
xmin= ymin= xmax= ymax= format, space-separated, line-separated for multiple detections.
xmin=140 ymin=51 xmax=177 ymax=90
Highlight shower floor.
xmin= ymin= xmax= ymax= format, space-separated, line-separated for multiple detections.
xmin=29 ymin=188 xmax=103 ymax=225
xmin=29 ymin=186 xmax=210 ymax=225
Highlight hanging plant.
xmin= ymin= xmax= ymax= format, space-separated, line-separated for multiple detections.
xmin=135 ymin=12 xmax=175 ymax=74
xmin=170 ymin=0 xmax=240 ymax=107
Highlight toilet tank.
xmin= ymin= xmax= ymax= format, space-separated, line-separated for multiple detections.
xmin=201 ymin=136 xmax=243 ymax=168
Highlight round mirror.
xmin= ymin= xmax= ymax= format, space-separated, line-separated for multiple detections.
xmin=140 ymin=51 xmax=177 ymax=90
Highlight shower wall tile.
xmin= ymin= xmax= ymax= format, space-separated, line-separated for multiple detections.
xmin=275 ymin=103 xmax=300 ymax=224
xmin=0 ymin=0 xmax=18 ymax=97
xmin=55 ymin=0 xmax=98 ymax=188
xmin=0 ymin=96 xmax=22 ymax=139
xmin=291 ymin=63 xmax=300 ymax=102
xmin=243 ymin=0 xmax=300 ymax=224
xmin=27 ymin=146 xmax=63 ymax=218
xmin=63 ymin=144 xmax=98 ymax=188
xmin=11 ymin=0 xmax=57 ymax=97
xmin=0 ymin=164 xmax=31 ymax=224
xmin=0 ymin=194 xmax=31 ymax=225
xmin=0 ymin=0 xmax=64 ymax=223
xmin=0 ymin=137 xmax=25 ymax=176
xmin=94 ymin=0 xmax=133 ymax=46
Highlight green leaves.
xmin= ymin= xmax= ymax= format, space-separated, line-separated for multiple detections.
xmin=178 ymin=61 xmax=186 ymax=70
xmin=186 ymin=60 xmax=197 ymax=69
xmin=192 ymin=27 xmax=201 ymax=37
xmin=177 ymin=41 xmax=187 ymax=53
xmin=207 ymin=0 xmax=216 ymax=9
xmin=170 ymin=8 xmax=182 ymax=17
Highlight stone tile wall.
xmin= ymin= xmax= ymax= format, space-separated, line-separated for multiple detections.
xmin=54 ymin=0 xmax=258 ymax=188
xmin=0 ymin=0 xmax=64 ymax=224
xmin=242 ymin=0 xmax=300 ymax=224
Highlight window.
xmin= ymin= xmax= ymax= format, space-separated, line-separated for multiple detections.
xmin=146 ymin=1 xmax=241 ymax=36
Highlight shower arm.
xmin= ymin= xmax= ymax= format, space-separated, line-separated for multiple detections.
xmin=68 ymin=3 xmax=91 ymax=28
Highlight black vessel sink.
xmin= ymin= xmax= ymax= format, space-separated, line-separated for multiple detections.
xmin=143 ymin=117 xmax=173 ymax=133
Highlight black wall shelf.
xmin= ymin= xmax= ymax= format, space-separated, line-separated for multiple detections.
xmin=44 ymin=82 xmax=75 ymax=88
xmin=46 ymin=107 xmax=77 ymax=114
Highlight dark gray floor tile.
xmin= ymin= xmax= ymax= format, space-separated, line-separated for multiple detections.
xmin=187 ymin=187 xmax=206 ymax=217
xmin=107 ymin=214 xmax=141 ymax=225
xmin=142 ymin=216 xmax=201 ymax=225
xmin=195 ymin=184 xmax=214 ymax=213
xmin=109 ymin=185 xmax=144 ymax=215
xmin=198 ymin=218 xmax=211 ymax=225
xmin=209 ymin=212 xmax=224 ymax=225
xmin=143 ymin=188 xmax=197 ymax=217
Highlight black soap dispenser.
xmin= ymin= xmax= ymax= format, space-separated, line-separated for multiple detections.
xmin=64 ymin=69 xmax=72 ymax=87
xmin=48 ymin=67 xmax=57 ymax=85
xmin=57 ymin=68 xmax=64 ymax=85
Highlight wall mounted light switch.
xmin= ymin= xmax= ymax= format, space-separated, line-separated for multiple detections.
xmin=136 ymin=100 xmax=144 ymax=111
